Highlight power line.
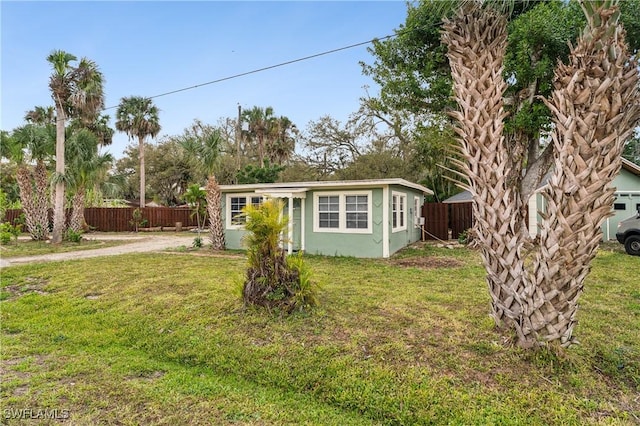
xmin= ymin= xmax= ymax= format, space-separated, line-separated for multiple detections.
xmin=103 ymin=33 xmax=396 ymax=111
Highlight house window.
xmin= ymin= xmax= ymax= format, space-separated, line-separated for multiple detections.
xmin=226 ymin=194 xmax=264 ymax=228
xmin=318 ymin=195 xmax=339 ymax=229
xmin=313 ymin=191 xmax=372 ymax=233
xmin=414 ymin=196 xmax=422 ymax=228
xmin=614 ymin=203 xmax=627 ymax=211
xmin=230 ymin=196 xmax=248 ymax=224
xmin=345 ymin=195 xmax=368 ymax=229
xmin=392 ymin=192 xmax=407 ymax=232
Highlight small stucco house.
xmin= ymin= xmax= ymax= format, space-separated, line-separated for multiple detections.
xmin=443 ymin=158 xmax=640 ymax=240
xmin=219 ymin=179 xmax=433 ymax=258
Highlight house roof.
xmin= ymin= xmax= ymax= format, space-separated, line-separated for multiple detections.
xmin=443 ymin=158 xmax=640 ymax=203
xmin=219 ymin=178 xmax=434 ymax=195
xmin=622 ymin=158 xmax=640 ymax=176
xmin=442 ymin=191 xmax=472 ymax=203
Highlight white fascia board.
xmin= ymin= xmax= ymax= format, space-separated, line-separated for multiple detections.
xmin=255 ymin=189 xmax=308 ymax=198
xmin=220 ymin=179 xmax=433 ymax=195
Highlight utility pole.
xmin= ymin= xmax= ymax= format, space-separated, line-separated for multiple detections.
xmin=236 ymin=104 xmax=242 ymax=176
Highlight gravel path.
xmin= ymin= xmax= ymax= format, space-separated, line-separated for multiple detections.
xmin=0 ymin=234 xmax=198 ymax=268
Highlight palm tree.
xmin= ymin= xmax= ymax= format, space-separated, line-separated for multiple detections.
xmin=179 ymin=120 xmax=225 ymax=250
xmin=47 ymin=50 xmax=105 ymax=244
xmin=442 ymin=3 xmax=527 ymax=337
xmin=69 ymin=114 xmax=114 ymax=147
xmin=3 ymin=124 xmax=55 ymax=240
xmin=242 ymin=106 xmax=276 ymax=167
xmin=268 ymin=116 xmax=298 ymax=166
xmin=183 ymin=184 xmax=207 ymax=234
xmin=65 ymin=128 xmax=114 ymax=232
xmin=25 ymin=106 xmax=55 ymax=125
xmin=115 ymin=96 xmax=161 ymax=208
xmin=529 ymin=0 xmax=640 ymax=346
xmin=442 ymin=0 xmax=640 ymax=347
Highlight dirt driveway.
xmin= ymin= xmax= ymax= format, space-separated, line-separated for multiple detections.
xmin=0 ymin=234 xmax=197 ymax=268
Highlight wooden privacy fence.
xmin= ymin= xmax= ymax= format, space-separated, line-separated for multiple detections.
xmin=421 ymin=202 xmax=473 ymax=241
xmin=4 ymin=207 xmax=198 ymax=232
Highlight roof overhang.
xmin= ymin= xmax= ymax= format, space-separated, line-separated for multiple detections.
xmin=622 ymin=158 xmax=640 ymax=177
xmin=220 ymin=178 xmax=433 ymax=195
xmin=255 ymin=188 xmax=308 ymax=199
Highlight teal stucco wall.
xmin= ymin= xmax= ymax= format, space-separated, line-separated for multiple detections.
xmin=388 ymin=185 xmax=424 ymax=256
xmin=302 ymin=188 xmax=384 ymax=258
xmin=221 ymin=184 xmax=426 ymax=257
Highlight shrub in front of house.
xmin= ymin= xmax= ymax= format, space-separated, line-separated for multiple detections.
xmin=241 ymin=199 xmax=318 ymax=313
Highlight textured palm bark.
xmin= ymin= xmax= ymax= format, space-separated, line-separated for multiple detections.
xmin=52 ymin=103 xmax=66 ymax=244
xmin=16 ymin=167 xmax=40 ymax=240
xmin=68 ymin=187 xmax=86 ymax=233
xmin=530 ymin=5 xmax=640 ymax=346
xmin=206 ymin=175 xmax=225 ymax=251
xmin=442 ymin=5 xmax=530 ymax=338
xmin=443 ymin=3 xmax=640 ymax=347
xmin=33 ymin=160 xmax=50 ymax=240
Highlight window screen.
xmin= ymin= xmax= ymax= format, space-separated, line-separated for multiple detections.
xmin=345 ymin=195 xmax=368 ymax=229
xmin=318 ymin=196 xmax=339 ymax=228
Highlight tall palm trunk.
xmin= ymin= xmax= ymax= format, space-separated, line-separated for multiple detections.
xmin=442 ymin=4 xmax=530 ymax=339
xmin=443 ymin=2 xmax=640 ymax=347
xmin=69 ymin=186 xmax=86 ymax=233
xmin=52 ymin=104 xmax=66 ymax=244
xmin=139 ymin=136 xmax=146 ymax=208
xmin=529 ymin=4 xmax=640 ymax=346
xmin=206 ymin=174 xmax=225 ymax=250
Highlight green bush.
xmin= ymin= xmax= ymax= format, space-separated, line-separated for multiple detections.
xmin=0 ymin=232 xmax=11 ymax=245
xmin=0 ymin=222 xmax=21 ymax=245
xmin=241 ymin=199 xmax=318 ymax=313
xmin=458 ymin=228 xmax=473 ymax=245
xmin=64 ymin=229 xmax=83 ymax=243
xmin=129 ymin=208 xmax=148 ymax=232
xmin=192 ymin=236 xmax=203 ymax=248
xmin=286 ymin=251 xmax=319 ymax=311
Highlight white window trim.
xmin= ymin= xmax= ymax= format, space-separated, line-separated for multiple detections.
xmin=313 ymin=191 xmax=372 ymax=234
xmin=414 ymin=196 xmax=422 ymax=228
xmin=225 ymin=193 xmax=263 ymax=230
xmin=392 ymin=191 xmax=407 ymax=233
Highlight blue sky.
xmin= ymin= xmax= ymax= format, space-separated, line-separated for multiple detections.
xmin=1 ymin=1 xmax=409 ymax=159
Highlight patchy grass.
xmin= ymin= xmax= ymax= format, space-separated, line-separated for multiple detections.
xmin=0 ymin=245 xmax=638 ymax=425
xmin=0 ymin=238 xmax=132 ymax=258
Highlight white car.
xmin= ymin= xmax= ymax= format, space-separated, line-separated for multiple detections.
xmin=616 ymin=207 xmax=640 ymax=256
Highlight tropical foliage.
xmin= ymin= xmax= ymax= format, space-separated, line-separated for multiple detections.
xmin=47 ymin=50 xmax=105 ymax=244
xmin=65 ymin=128 xmax=114 ymax=232
xmin=0 ymin=124 xmax=54 ymax=240
xmin=183 ymin=184 xmax=207 ymax=233
xmin=242 ymin=199 xmax=318 ymax=313
xmin=115 ymin=96 xmax=161 ymax=208
xmin=179 ymin=120 xmax=225 ymax=250
xmin=442 ymin=0 xmax=639 ymax=347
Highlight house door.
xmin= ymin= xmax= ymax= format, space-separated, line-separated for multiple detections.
xmin=292 ymin=198 xmax=302 ymax=251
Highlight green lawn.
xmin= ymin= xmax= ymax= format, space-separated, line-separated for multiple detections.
xmin=1 ymin=245 xmax=638 ymax=425
xmin=0 ymin=238 xmax=133 ymax=258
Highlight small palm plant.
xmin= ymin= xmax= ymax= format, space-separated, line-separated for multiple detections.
xmin=242 ymin=199 xmax=318 ymax=313
xmin=183 ymin=183 xmax=207 ymax=248
xmin=183 ymin=184 xmax=207 ymax=231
